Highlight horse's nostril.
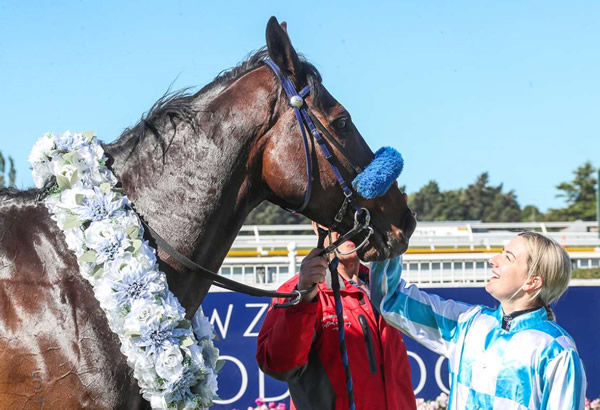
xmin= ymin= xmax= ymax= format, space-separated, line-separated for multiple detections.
xmin=391 ymin=225 xmax=403 ymax=241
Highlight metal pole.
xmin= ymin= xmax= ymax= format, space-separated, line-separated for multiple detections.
xmin=287 ymin=241 xmax=297 ymax=275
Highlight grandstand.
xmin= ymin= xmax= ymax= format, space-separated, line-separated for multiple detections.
xmin=216 ymin=221 xmax=600 ymax=290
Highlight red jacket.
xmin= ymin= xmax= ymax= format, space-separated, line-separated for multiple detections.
xmin=256 ymin=268 xmax=416 ymax=410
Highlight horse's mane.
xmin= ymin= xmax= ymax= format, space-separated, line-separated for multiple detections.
xmin=113 ymin=47 xmax=323 ymax=159
xmin=0 ymin=187 xmax=39 ymax=204
xmin=6 ymin=49 xmax=323 ymax=197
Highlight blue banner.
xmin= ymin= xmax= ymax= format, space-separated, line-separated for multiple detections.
xmin=202 ymin=286 xmax=599 ymax=408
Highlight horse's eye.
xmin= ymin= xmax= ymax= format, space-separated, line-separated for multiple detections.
xmin=333 ymin=117 xmax=349 ymax=131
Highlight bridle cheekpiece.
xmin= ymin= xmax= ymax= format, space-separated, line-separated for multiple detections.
xmin=264 ymin=59 xmax=404 ymax=256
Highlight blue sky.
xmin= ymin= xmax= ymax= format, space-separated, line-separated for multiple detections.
xmin=1 ymin=1 xmax=598 ymax=211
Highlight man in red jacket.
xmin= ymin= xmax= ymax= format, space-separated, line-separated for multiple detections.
xmin=256 ymin=224 xmax=416 ymax=410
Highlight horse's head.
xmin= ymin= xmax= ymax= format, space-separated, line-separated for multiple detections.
xmin=259 ymin=17 xmax=416 ymax=261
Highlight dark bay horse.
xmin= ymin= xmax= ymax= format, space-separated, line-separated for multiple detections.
xmin=0 ymin=17 xmax=416 ymax=408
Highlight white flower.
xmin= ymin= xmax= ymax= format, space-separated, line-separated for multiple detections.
xmin=155 ymin=344 xmax=185 ymax=381
xmin=31 ymin=161 xmax=53 ymax=188
xmin=51 ymin=160 xmax=80 ymax=187
xmin=192 ymin=371 xmax=218 ymax=406
xmin=94 ymin=280 xmax=119 ymax=313
xmin=63 ymin=229 xmax=85 ymax=256
xmin=149 ymin=395 xmax=168 ymax=409
xmin=58 ymin=185 xmax=88 ymax=208
xmin=192 ymin=307 xmax=214 ymax=340
xmin=137 ymin=317 xmax=187 ymax=358
xmin=135 ymin=243 xmax=158 ymax=269
xmin=104 ymin=251 xmax=157 ymax=279
xmin=54 ymin=130 xmax=89 ymax=152
xmin=70 ymin=145 xmax=98 ymax=175
xmin=84 ymin=221 xmax=131 ymax=263
xmin=77 ymin=261 xmax=96 ymax=283
xmin=124 ymin=299 xmax=163 ymax=335
xmin=162 ymin=370 xmax=198 ymax=406
xmin=92 ymin=142 xmax=105 ymax=162
xmin=186 ymin=344 xmax=206 ymax=369
xmin=72 ymin=186 xmax=129 ymax=222
xmin=93 ymin=165 xmax=118 ymax=186
xmin=132 ymin=351 xmax=161 ymax=389
xmin=161 ymin=293 xmax=186 ymax=321
xmin=28 ymin=132 xmax=54 ymax=165
xmin=113 ymin=212 xmax=142 ymax=230
xmin=48 ymin=207 xmax=75 ymax=230
xmin=112 ymin=267 xmax=166 ymax=308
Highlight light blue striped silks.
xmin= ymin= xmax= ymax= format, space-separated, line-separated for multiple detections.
xmin=370 ymin=257 xmax=587 ymax=410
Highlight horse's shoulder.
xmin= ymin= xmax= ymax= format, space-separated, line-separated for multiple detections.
xmin=0 ymin=188 xmax=76 ymax=289
xmin=0 ymin=188 xmax=46 ymax=220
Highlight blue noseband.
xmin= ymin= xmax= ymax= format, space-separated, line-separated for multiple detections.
xmin=353 ymin=147 xmax=404 ymax=199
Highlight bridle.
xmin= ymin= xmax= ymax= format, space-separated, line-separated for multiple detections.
xmin=264 ymin=59 xmax=374 ymax=257
xmin=138 ymin=58 xmax=386 ymax=308
xmin=265 ymin=59 xmax=394 ymax=409
xmin=141 ymin=59 xmax=394 ymax=409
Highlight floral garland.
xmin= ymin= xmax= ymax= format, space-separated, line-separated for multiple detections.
xmin=416 ymin=393 xmax=448 ymax=410
xmin=29 ymin=131 xmax=219 ymax=409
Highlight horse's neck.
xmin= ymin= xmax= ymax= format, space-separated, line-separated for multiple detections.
xmin=104 ymin=81 xmax=271 ymax=313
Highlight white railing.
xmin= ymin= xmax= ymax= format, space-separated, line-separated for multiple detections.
xmin=215 ymin=251 xmax=600 ymax=291
xmin=401 ymin=252 xmax=600 ymax=286
xmin=232 ymin=221 xmax=600 ymax=252
xmin=218 ymin=257 xmax=295 ymax=291
xmin=210 ymin=222 xmax=600 ymax=291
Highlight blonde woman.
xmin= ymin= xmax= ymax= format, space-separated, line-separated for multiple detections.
xmin=370 ymin=232 xmax=587 ymax=409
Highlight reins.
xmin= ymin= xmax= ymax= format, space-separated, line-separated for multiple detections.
xmin=316 ymin=227 xmax=356 ymax=410
xmin=141 ymin=219 xmax=311 ymax=308
xmin=140 ymin=206 xmax=370 ymax=308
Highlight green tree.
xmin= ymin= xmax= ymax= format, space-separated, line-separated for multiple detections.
xmin=546 ymin=162 xmax=597 ymax=221
xmin=462 ymin=173 xmax=521 ymax=222
xmin=486 ymin=189 xmax=521 ymax=222
xmin=521 ymin=205 xmax=545 ymax=222
xmin=410 ymin=181 xmax=444 ymax=221
xmin=436 ymin=189 xmax=466 ymax=220
xmin=0 ymin=151 xmax=16 ymax=188
xmin=409 ymin=182 xmax=467 ymax=221
xmin=410 ymin=173 xmax=522 ymax=222
xmin=244 ymin=201 xmax=310 ymax=225
xmin=462 ymin=173 xmax=491 ymax=221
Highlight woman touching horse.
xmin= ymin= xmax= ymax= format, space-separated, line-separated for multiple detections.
xmin=0 ymin=17 xmax=415 ymax=408
xmin=371 ymin=232 xmax=587 ymax=409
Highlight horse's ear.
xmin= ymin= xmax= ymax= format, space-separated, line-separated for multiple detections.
xmin=266 ymin=16 xmax=303 ymax=80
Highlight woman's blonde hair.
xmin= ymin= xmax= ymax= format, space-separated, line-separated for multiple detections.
xmin=518 ymin=231 xmax=572 ymax=320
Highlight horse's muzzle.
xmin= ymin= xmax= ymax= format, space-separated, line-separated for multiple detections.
xmin=390 ymin=207 xmax=417 ymax=255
